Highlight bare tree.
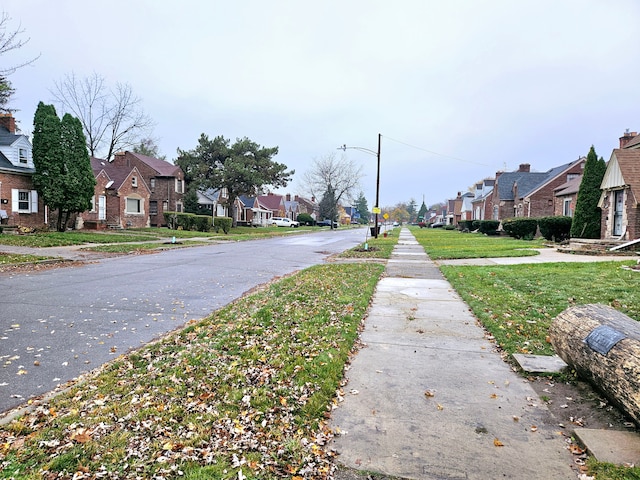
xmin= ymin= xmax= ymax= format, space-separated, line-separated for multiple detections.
xmin=303 ymin=152 xmax=362 ymax=227
xmin=0 ymin=12 xmax=40 ymax=76
xmin=51 ymin=72 xmax=155 ymax=160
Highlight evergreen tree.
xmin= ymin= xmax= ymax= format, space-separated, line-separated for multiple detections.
xmin=417 ymin=201 xmax=428 ymax=223
xmin=183 ymin=187 xmax=200 ymax=214
xmin=319 ymin=186 xmax=337 ymax=224
xmin=354 ymin=191 xmax=370 ymax=224
xmin=570 ymin=146 xmax=607 ymax=239
xmin=407 ymin=198 xmax=418 ymax=223
xmin=33 ymin=102 xmax=96 ymax=231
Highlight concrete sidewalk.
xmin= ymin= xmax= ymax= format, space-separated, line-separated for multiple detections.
xmin=330 ymin=229 xmax=577 ymax=479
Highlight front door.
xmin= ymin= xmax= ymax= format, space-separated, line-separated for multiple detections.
xmin=613 ymin=190 xmax=624 ymax=236
xmin=98 ymin=195 xmax=106 ymax=221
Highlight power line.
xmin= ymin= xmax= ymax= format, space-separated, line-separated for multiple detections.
xmin=383 ymin=135 xmax=492 ymax=167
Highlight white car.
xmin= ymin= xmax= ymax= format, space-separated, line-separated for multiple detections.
xmin=271 ymin=217 xmax=299 ymax=227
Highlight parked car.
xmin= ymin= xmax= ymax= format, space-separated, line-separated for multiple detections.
xmin=271 ymin=217 xmax=299 ymax=227
xmin=317 ymin=219 xmax=339 ymax=228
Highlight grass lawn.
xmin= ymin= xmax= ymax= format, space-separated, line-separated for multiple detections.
xmin=0 ymin=252 xmax=53 ymax=264
xmin=440 ymin=261 xmax=640 ymax=356
xmin=0 ymin=231 xmax=159 ymax=247
xmin=410 ymin=226 xmax=545 ymax=259
xmin=0 ymin=262 xmax=385 ymax=480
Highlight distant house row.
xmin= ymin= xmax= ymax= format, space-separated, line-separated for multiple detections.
xmin=429 ymin=130 xmax=640 ymax=241
xmin=0 ymin=113 xmax=321 ymax=230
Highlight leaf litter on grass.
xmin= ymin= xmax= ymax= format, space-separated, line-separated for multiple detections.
xmin=0 ymin=263 xmax=384 ymax=480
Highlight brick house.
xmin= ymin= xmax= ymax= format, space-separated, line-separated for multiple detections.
xmin=553 ymin=175 xmax=582 ymax=217
xmin=257 ymin=193 xmax=286 ymax=218
xmin=599 ymin=147 xmax=640 ymax=240
xmin=79 ymin=158 xmax=151 ymax=229
xmin=0 ymin=114 xmax=45 ymax=228
xmin=111 ymin=151 xmax=185 ymax=227
xmin=489 ymin=160 xmax=585 ymax=220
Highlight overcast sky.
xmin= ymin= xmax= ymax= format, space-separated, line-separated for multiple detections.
xmin=4 ymin=0 xmax=639 ymax=209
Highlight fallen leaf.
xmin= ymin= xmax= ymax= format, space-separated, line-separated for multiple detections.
xmin=494 ymin=438 xmax=504 ymax=447
xmin=436 ymin=404 xmax=443 ymax=410
xmin=424 ymin=390 xmax=435 ymax=398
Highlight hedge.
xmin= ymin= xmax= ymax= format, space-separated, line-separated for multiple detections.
xmin=475 ymin=220 xmax=500 ymax=235
xmin=163 ymin=212 xmax=218 ymax=232
xmin=538 ymin=216 xmax=572 ymax=242
xmin=501 ymin=218 xmax=538 ymax=240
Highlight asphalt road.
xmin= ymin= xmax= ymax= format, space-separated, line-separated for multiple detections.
xmin=0 ymin=228 xmax=368 ymax=414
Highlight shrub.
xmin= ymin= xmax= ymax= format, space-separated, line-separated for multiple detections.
xmin=476 ymin=220 xmax=500 ymax=235
xmin=459 ymin=220 xmax=475 ymax=231
xmin=538 ymin=216 xmax=572 ymax=242
xmin=501 ymin=218 xmax=538 ymax=240
xmin=297 ymin=213 xmax=314 ymax=226
xmin=164 ymin=212 xmax=216 ymax=232
xmin=214 ymin=217 xmax=232 ymax=234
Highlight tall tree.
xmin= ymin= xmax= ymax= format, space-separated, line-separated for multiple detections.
xmin=417 ymin=201 xmax=428 ymax=223
xmin=303 ymin=152 xmax=362 ymax=229
xmin=0 ymin=76 xmax=15 ymax=113
xmin=51 ymin=72 xmax=154 ymax=160
xmin=319 ymin=185 xmax=337 ymax=222
xmin=570 ymin=146 xmax=606 ymax=239
xmin=176 ymin=134 xmax=292 ymax=226
xmin=407 ymin=198 xmax=418 ymax=223
xmin=32 ymin=102 xmax=95 ymax=231
xmin=354 ymin=191 xmax=370 ymax=224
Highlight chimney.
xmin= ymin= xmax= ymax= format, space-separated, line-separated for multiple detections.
xmin=518 ymin=163 xmax=530 ymax=173
xmin=0 ymin=114 xmax=16 ymax=133
xmin=619 ymin=130 xmax=638 ymax=149
xmin=286 ymin=193 xmax=291 ymax=201
xmin=495 ymin=171 xmax=504 ymax=180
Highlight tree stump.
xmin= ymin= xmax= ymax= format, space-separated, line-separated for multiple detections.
xmin=549 ymin=304 xmax=640 ymax=426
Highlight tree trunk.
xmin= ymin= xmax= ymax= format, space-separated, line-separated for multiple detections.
xmin=549 ymin=304 xmax=640 ymax=426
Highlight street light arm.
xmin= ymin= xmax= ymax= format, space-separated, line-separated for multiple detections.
xmin=338 ymin=145 xmax=378 ymax=156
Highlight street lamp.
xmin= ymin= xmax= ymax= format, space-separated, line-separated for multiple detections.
xmin=339 ymin=133 xmax=381 ymax=238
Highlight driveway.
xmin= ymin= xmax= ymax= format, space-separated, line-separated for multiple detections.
xmin=0 ymin=229 xmax=367 ymax=414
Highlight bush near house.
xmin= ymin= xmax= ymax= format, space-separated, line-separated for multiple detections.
xmin=474 ymin=220 xmax=500 ymax=235
xmin=538 ymin=216 xmax=572 ymax=242
xmin=164 ymin=212 xmax=214 ymax=232
xmin=501 ymin=218 xmax=538 ymax=240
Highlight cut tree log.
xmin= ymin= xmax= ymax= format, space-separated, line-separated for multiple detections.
xmin=549 ymin=304 xmax=640 ymax=426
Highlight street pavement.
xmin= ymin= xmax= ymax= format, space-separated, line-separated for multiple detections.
xmin=328 ymin=229 xmax=638 ymax=479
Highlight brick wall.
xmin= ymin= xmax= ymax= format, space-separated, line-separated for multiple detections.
xmin=0 ymin=172 xmax=46 ymax=227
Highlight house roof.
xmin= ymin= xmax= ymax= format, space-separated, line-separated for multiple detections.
xmin=0 ymin=151 xmax=34 ymax=174
xmin=623 ymin=134 xmax=640 ymax=149
xmin=0 ymin=125 xmax=20 ymax=147
xmin=520 ymin=158 xmax=585 ymax=199
xmin=257 ymin=194 xmax=284 ymax=211
xmin=554 ymin=175 xmax=582 ymax=196
xmin=128 ymin=152 xmax=181 ymax=177
xmin=496 ymin=171 xmax=548 ymax=200
xmin=602 ymin=149 xmax=640 ymax=191
xmin=91 ymin=157 xmax=137 ymax=190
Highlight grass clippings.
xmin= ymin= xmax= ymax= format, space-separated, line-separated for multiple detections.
xmin=0 ymin=262 xmax=384 ymax=480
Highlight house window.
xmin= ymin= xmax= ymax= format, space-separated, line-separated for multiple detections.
xmin=162 ymin=200 xmax=168 ymax=211
xmin=90 ymin=195 xmax=96 ymax=212
xmin=563 ymin=198 xmax=573 ymax=217
xmin=126 ymin=197 xmax=142 ymax=214
xmin=12 ymin=189 xmax=38 ymax=213
xmin=150 ymin=178 xmax=156 ymax=190
xmin=19 ymin=148 xmax=27 ymax=164
xmin=150 ymin=201 xmax=158 ymax=215
xmin=18 ymin=191 xmax=30 ymax=210
xmin=132 ymin=176 xmax=138 ymax=187
xmin=176 ymin=202 xmax=183 ymax=213
xmin=566 ymin=173 xmax=579 ymax=182
xmin=175 ymin=178 xmax=183 ymax=193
